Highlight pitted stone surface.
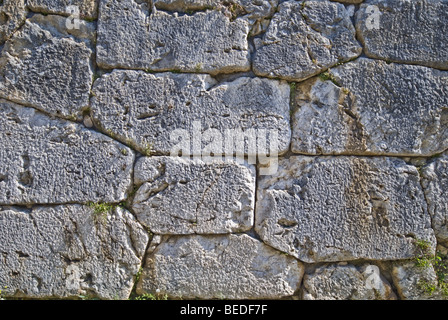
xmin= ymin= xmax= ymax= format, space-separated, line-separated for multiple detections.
xmin=392 ymin=261 xmax=448 ymax=300
xmin=132 ymin=156 xmax=255 ymax=235
xmin=0 ymin=0 xmax=27 ymax=45
xmin=137 ymin=234 xmax=304 ymax=299
xmin=97 ymin=0 xmax=250 ymax=73
xmin=292 ymin=58 xmax=448 ymax=156
xmin=0 ymin=205 xmax=148 ymax=299
xmin=302 ymin=263 xmax=396 ymax=300
xmin=154 ymin=0 xmax=277 ymax=20
xmin=90 ymin=71 xmax=291 ymax=155
xmin=0 ymin=18 xmax=93 ymax=119
xmin=0 ymin=100 xmax=134 ymax=205
xmin=255 ymin=156 xmax=436 ymax=263
xmin=421 ymin=153 xmax=448 ymax=245
xmin=253 ymin=0 xmax=361 ymax=81
xmin=356 ymin=0 xmax=448 ymax=70
xmin=27 ymin=0 xmax=99 ymax=19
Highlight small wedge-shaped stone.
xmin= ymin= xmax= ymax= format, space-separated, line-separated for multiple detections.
xmin=0 ymin=19 xmax=93 ymax=119
xmin=0 ymin=0 xmax=27 ymax=44
xmin=356 ymin=0 xmax=448 ymax=70
xmin=255 ymin=156 xmax=436 ymax=263
xmin=27 ymin=0 xmax=98 ymax=19
xmin=90 ymin=71 xmax=290 ymax=155
xmin=302 ymin=263 xmax=396 ymax=300
xmin=137 ymin=234 xmax=304 ymax=299
xmin=0 ymin=205 xmax=149 ymax=299
xmin=97 ymin=0 xmax=250 ymax=73
xmin=253 ymin=0 xmax=361 ymax=81
xmin=292 ymin=58 xmax=448 ymax=156
xmin=421 ymin=153 xmax=448 ymax=245
xmin=132 ymin=157 xmax=255 ymax=234
xmin=0 ymin=100 xmax=134 ymax=205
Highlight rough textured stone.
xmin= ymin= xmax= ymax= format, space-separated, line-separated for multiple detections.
xmin=0 ymin=205 xmax=148 ymax=299
xmin=90 ymin=71 xmax=291 ymax=155
xmin=0 ymin=0 xmax=27 ymax=45
xmin=292 ymin=58 xmax=448 ymax=156
xmin=253 ymin=0 xmax=361 ymax=81
xmin=0 ymin=100 xmax=134 ymax=205
xmin=154 ymin=0 xmax=277 ymax=20
xmin=0 ymin=18 xmax=93 ymax=119
xmin=97 ymin=0 xmax=250 ymax=73
xmin=255 ymin=156 xmax=436 ymax=263
xmin=356 ymin=0 xmax=448 ymax=70
xmin=132 ymin=156 xmax=255 ymax=234
xmin=28 ymin=13 xmax=97 ymax=47
xmin=422 ymin=153 xmax=448 ymax=244
xmin=392 ymin=261 xmax=447 ymax=300
xmin=137 ymin=234 xmax=304 ymax=299
xmin=27 ymin=0 xmax=98 ymax=19
xmin=302 ymin=263 xmax=396 ymax=300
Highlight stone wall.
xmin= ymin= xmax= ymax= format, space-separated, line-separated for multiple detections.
xmin=0 ymin=0 xmax=448 ymax=300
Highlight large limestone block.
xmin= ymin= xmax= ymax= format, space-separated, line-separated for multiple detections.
xmin=27 ymin=0 xmax=98 ymax=19
xmin=255 ymin=156 xmax=436 ymax=263
xmin=253 ymin=0 xmax=361 ymax=81
xmin=421 ymin=153 xmax=448 ymax=244
xmin=0 ymin=18 xmax=93 ymax=119
xmin=0 ymin=205 xmax=149 ymax=299
xmin=137 ymin=234 xmax=304 ymax=299
xmin=292 ymin=58 xmax=448 ymax=156
xmin=0 ymin=100 xmax=134 ymax=205
xmin=97 ymin=0 xmax=250 ymax=73
xmin=302 ymin=263 xmax=396 ymax=300
xmin=132 ymin=156 xmax=255 ymax=234
xmin=356 ymin=0 xmax=448 ymax=70
xmin=0 ymin=0 xmax=27 ymax=44
xmin=90 ymin=71 xmax=290 ymax=155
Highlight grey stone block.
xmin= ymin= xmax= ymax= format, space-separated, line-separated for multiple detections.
xmin=137 ymin=234 xmax=304 ymax=299
xmin=132 ymin=156 xmax=255 ymax=234
xmin=0 ymin=205 xmax=149 ymax=299
xmin=255 ymin=156 xmax=436 ymax=263
xmin=0 ymin=100 xmax=134 ymax=205
xmin=292 ymin=58 xmax=448 ymax=156
xmin=253 ymin=0 xmax=361 ymax=81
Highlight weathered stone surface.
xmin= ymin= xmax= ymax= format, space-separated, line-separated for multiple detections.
xmin=27 ymin=0 xmax=98 ymax=19
xmin=292 ymin=58 xmax=448 ymax=156
xmin=90 ymin=71 xmax=290 ymax=155
xmin=391 ymin=260 xmax=447 ymax=300
xmin=137 ymin=234 xmax=304 ymax=299
xmin=0 ymin=205 xmax=148 ymax=299
xmin=253 ymin=0 xmax=361 ymax=81
xmin=97 ymin=0 xmax=250 ymax=73
xmin=154 ymin=0 xmax=277 ymax=20
xmin=302 ymin=263 xmax=396 ymax=300
xmin=132 ymin=156 xmax=255 ymax=234
xmin=0 ymin=0 xmax=27 ymax=45
xmin=356 ymin=0 xmax=448 ymax=70
xmin=255 ymin=156 xmax=436 ymax=263
xmin=28 ymin=13 xmax=97 ymax=47
xmin=0 ymin=18 xmax=93 ymax=119
xmin=335 ymin=0 xmax=362 ymax=3
xmin=0 ymin=100 xmax=134 ymax=205
xmin=422 ymin=153 xmax=448 ymax=244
